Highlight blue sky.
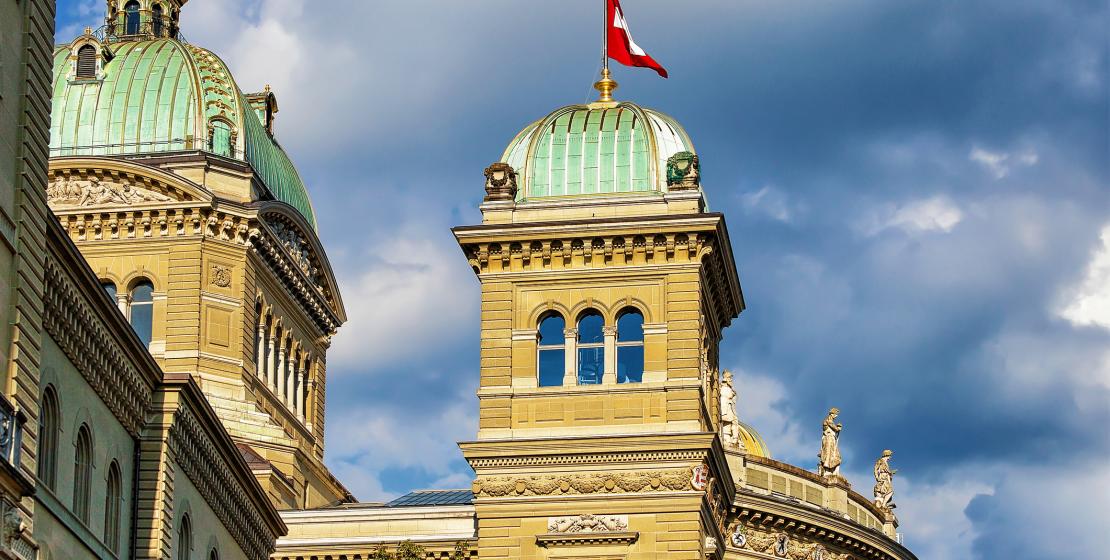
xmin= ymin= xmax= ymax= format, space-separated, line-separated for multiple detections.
xmin=56 ymin=1 xmax=1109 ymax=558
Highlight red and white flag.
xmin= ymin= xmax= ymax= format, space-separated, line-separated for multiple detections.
xmin=607 ymin=0 xmax=668 ymax=78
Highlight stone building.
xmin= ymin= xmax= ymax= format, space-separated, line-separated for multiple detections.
xmin=1 ymin=0 xmax=921 ymax=558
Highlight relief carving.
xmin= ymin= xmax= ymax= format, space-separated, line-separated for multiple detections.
xmin=732 ymin=523 xmax=854 ymax=560
xmin=48 ymin=176 xmax=172 ymax=207
xmin=547 ymin=514 xmax=628 ymax=533
xmin=270 ymin=222 xmax=321 ymax=285
xmin=210 ymin=264 xmax=232 ymax=288
xmin=473 ymin=467 xmax=696 ymax=497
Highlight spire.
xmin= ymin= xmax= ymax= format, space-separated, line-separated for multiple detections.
xmin=593 ymin=68 xmax=619 ymax=102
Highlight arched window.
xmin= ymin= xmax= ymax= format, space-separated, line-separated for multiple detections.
xmin=208 ymin=548 xmax=219 ymax=560
xmin=101 ymin=280 xmax=117 ymax=302
xmin=37 ymin=387 xmax=60 ymax=489
xmin=616 ymin=309 xmax=644 ymax=383
xmin=576 ymin=310 xmax=604 ymax=385
xmin=209 ymin=120 xmax=233 ymax=157
xmin=124 ymin=1 xmax=141 ymax=35
xmin=76 ymin=45 xmax=97 ymax=79
xmin=73 ymin=424 xmax=93 ymax=524
xmin=176 ymin=514 xmax=192 ymax=560
xmin=152 ymin=4 xmax=165 ymax=37
xmin=129 ymin=280 xmax=154 ymax=347
xmin=536 ymin=313 xmax=565 ymax=387
xmin=104 ymin=461 xmax=123 ymax=553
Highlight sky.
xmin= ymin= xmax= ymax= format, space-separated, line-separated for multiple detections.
xmin=56 ymin=1 xmax=1109 ymax=558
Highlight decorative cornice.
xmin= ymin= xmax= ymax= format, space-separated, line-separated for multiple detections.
xmin=729 ymin=507 xmax=915 ymax=560
xmin=472 ymin=466 xmax=697 ymax=497
xmin=250 ymin=225 xmax=340 ymax=336
xmin=536 ymin=532 xmax=639 ymax=547
xmin=466 ymin=449 xmax=705 ymax=469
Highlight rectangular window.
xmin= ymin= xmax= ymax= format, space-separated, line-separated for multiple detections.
xmin=577 ymin=346 xmax=603 ymax=385
xmin=617 ymin=346 xmax=644 ymax=383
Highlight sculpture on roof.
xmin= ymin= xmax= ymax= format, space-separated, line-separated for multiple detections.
xmin=720 ymin=370 xmax=743 ymax=450
xmin=873 ymin=449 xmax=897 ymax=512
xmin=818 ymin=407 xmax=842 ymax=477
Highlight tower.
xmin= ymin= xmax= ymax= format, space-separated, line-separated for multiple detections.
xmin=47 ymin=0 xmax=351 ymax=509
xmin=456 ymin=83 xmax=748 ymax=558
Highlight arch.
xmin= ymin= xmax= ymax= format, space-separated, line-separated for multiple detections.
xmin=576 ymin=309 xmax=604 ymax=385
xmin=567 ymin=300 xmax=614 ymax=325
xmin=536 ymin=311 xmax=566 ymax=387
xmin=615 ymin=308 xmax=645 ymax=384
xmin=104 ymin=460 xmax=123 ymax=553
xmin=128 ymin=278 xmax=155 ymax=347
xmin=205 ymin=535 xmax=221 ymax=560
xmin=100 ymin=279 xmax=118 ymax=302
xmin=73 ymin=423 xmax=93 ymax=523
xmin=151 ymin=3 xmax=165 ymax=37
xmin=176 ymin=511 xmax=194 ymax=560
xmin=37 ymin=385 xmax=61 ymax=489
xmin=124 ymin=1 xmax=141 ymax=35
xmin=76 ymin=45 xmax=97 ymax=79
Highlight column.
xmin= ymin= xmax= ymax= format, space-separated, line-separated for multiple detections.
xmin=115 ymin=292 xmax=128 ymax=315
xmin=255 ymin=320 xmax=266 ymax=379
xmin=563 ymin=328 xmax=577 ymax=386
xmin=297 ymin=356 xmax=309 ymax=421
xmin=276 ymin=335 xmax=287 ymax=396
xmin=266 ymin=324 xmax=278 ymax=388
xmin=602 ymin=326 xmax=618 ymax=384
xmin=285 ymin=346 xmax=298 ymax=409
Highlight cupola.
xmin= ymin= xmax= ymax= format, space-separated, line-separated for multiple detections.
xmin=105 ymin=0 xmax=187 ymax=41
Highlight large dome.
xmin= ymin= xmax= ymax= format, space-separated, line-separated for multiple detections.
xmin=49 ymin=38 xmax=316 ymax=227
xmin=501 ymin=101 xmax=696 ymax=201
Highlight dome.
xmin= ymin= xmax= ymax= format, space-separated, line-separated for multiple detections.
xmin=738 ymin=421 xmax=771 ymax=458
xmin=49 ymin=38 xmax=316 ymax=228
xmin=501 ymin=102 xmax=696 ymax=201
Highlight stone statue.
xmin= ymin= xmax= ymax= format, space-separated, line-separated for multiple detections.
xmin=47 ymin=175 xmax=171 ymax=207
xmin=817 ymin=407 xmax=842 ymax=477
xmin=719 ymin=370 xmax=743 ymax=450
xmin=873 ymin=449 xmax=897 ymax=511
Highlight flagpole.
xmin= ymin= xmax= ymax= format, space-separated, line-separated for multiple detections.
xmin=595 ymin=0 xmax=618 ymax=101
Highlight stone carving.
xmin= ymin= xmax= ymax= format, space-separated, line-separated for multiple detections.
xmin=720 ymin=370 xmax=744 ymax=450
xmin=210 ymin=264 xmax=232 ymax=288
xmin=873 ymin=449 xmax=897 ymax=512
xmin=818 ymin=407 xmax=843 ymax=477
xmin=729 ymin=522 xmax=747 ymax=548
xmin=270 ymin=222 xmax=320 ymax=283
xmin=2 ymin=506 xmax=24 ymax=548
xmin=473 ymin=467 xmax=696 ymax=497
xmin=666 ymin=151 xmax=700 ymax=190
xmin=734 ymin=523 xmax=854 ymax=560
xmin=48 ymin=176 xmax=172 ymax=207
xmin=547 ymin=514 xmax=628 ymax=533
xmin=483 ymin=162 xmax=518 ymax=202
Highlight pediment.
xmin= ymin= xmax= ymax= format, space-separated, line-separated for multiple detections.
xmin=47 ymin=158 xmax=212 ymax=210
xmin=258 ymin=205 xmax=347 ymax=325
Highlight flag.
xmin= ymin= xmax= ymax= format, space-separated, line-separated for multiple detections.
xmin=607 ymin=0 xmax=668 ymax=78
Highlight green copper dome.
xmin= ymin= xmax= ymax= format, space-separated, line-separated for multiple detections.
xmin=502 ymin=102 xmax=695 ymax=201
xmin=49 ymin=38 xmax=316 ymax=228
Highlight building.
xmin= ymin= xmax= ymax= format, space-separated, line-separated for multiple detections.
xmin=5 ymin=0 xmax=922 ymax=559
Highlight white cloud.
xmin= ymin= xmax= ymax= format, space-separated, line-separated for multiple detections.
xmin=731 ymin=369 xmax=812 ymax=465
xmin=860 ymin=195 xmax=963 ymax=236
xmin=969 ymin=146 xmax=1039 ymax=179
xmin=740 ymin=185 xmax=798 ymax=223
xmin=1060 ymin=224 xmax=1110 ymax=330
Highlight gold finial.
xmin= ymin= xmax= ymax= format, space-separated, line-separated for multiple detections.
xmin=84 ymin=26 xmax=93 ymax=35
xmin=264 ymin=84 xmax=272 ymax=93
xmin=594 ymin=68 xmax=618 ymax=102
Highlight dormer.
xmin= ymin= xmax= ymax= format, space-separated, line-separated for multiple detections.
xmin=246 ymin=86 xmax=280 ymax=136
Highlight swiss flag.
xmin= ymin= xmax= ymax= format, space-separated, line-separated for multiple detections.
xmin=607 ymin=0 xmax=668 ymax=78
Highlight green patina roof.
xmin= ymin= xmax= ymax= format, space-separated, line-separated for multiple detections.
xmin=49 ymin=39 xmax=316 ymax=228
xmin=502 ymin=102 xmax=695 ymax=201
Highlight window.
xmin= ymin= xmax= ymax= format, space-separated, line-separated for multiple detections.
xmin=76 ymin=45 xmax=97 ymax=79
xmin=576 ymin=310 xmax=604 ymax=385
xmin=177 ymin=514 xmax=192 ymax=560
xmin=208 ymin=548 xmax=219 ymax=560
xmin=616 ymin=309 xmax=645 ymax=383
xmin=209 ymin=120 xmax=233 ymax=157
xmin=73 ymin=424 xmax=93 ymax=524
xmin=37 ymin=387 xmax=60 ymax=488
xmin=124 ymin=1 xmax=141 ymax=35
xmin=101 ymin=280 xmax=117 ymax=302
xmin=152 ymin=4 xmax=164 ymax=37
xmin=129 ymin=280 xmax=154 ymax=347
xmin=104 ymin=461 xmax=122 ymax=553
xmin=536 ymin=313 xmax=565 ymax=387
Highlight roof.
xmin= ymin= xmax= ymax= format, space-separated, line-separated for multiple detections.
xmin=501 ymin=101 xmax=695 ymax=201
xmin=738 ymin=421 xmax=772 ymax=459
xmin=49 ymin=37 xmax=316 ymax=228
xmin=385 ymin=490 xmax=474 ymax=508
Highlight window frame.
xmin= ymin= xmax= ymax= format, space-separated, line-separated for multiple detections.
xmin=177 ymin=513 xmax=193 ymax=560
xmin=73 ymin=424 xmax=93 ymax=524
xmin=76 ymin=45 xmax=97 ymax=79
xmin=104 ymin=460 xmax=123 ymax=553
xmin=575 ymin=310 xmax=605 ymax=385
xmin=37 ymin=386 xmax=60 ymax=489
xmin=128 ymin=279 xmax=155 ymax=347
xmin=123 ymin=1 xmax=141 ymax=36
xmin=615 ymin=308 xmax=645 ymax=383
xmin=536 ymin=312 xmax=566 ymax=387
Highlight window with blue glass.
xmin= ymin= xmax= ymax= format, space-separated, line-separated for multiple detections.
xmin=129 ymin=280 xmax=154 ymax=347
xmin=124 ymin=1 xmax=141 ymax=35
xmin=152 ymin=4 xmax=164 ymax=37
xmin=616 ymin=309 xmax=644 ymax=383
xmin=537 ymin=313 xmax=565 ymax=387
xmin=576 ymin=310 xmax=604 ymax=385
xmin=101 ymin=280 xmax=117 ymax=302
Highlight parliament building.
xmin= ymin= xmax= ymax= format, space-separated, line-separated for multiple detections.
xmin=0 ymin=1 xmax=919 ymax=559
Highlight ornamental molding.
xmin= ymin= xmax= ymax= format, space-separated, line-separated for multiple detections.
xmin=547 ymin=514 xmax=628 ymax=533
xmin=466 ymin=450 xmax=706 ymax=469
xmin=43 ymin=258 xmax=152 ymax=437
xmin=730 ymin=508 xmax=906 ymax=560
xmin=249 ymin=225 xmax=339 ymax=336
xmin=47 ymin=168 xmax=197 ymax=207
xmin=462 ymin=231 xmax=716 ymax=275
xmin=55 ymin=205 xmax=254 ymax=244
xmin=729 ymin=523 xmax=853 ymax=560
xmin=472 ymin=467 xmax=697 ymax=497
xmin=168 ymin=404 xmax=278 ymax=560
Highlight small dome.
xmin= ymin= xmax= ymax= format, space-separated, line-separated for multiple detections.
xmin=738 ymin=421 xmax=772 ymax=459
xmin=49 ymin=38 xmax=316 ymax=228
xmin=501 ymin=102 xmax=695 ymax=201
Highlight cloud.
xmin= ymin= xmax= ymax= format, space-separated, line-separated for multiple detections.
xmin=739 ymin=185 xmax=799 ymax=223
xmin=861 ymin=195 xmax=964 ymax=236
xmin=1059 ymin=224 xmax=1110 ymax=330
xmin=969 ymin=146 xmax=1039 ymax=179
xmin=732 ymin=369 xmax=812 ymax=465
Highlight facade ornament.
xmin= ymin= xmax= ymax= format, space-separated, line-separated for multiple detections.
xmin=270 ymin=222 xmax=321 ymax=284
xmin=691 ymin=463 xmax=710 ymax=491
xmin=873 ymin=449 xmax=897 ymax=512
xmin=546 ymin=514 xmax=628 ymax=533
xmin=209 ymin=264 xmax=232 ymax=288
xmin=47 ymin=176 xmax=172 ymax=207
xmin=818 ymin=407 xmax=843 ymax=477
xmin=483 ymin=162 xmax=518 ymax=202
xmin=1 ymin=506 xmax=22 ymax=547
xmin=720 ymin=370 xmax=744 ymax=450
xmin=665 ymin=151 xmax=700 ymax=190
xmin=729 ymin=522 xmax=747 ymax=548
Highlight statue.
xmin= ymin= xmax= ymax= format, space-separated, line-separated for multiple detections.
xmin=873 ymin=449 xmax=897 ymax=511
xmin=719 ymin=371 xmax=743 ymax=450
xmin=817 ymin=408 xmax=842 ymax=477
